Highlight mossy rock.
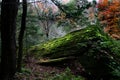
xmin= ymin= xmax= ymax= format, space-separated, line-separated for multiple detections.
xmin=29 ymin=25 xmax=109 ymax=59
xmin=28 ymin=25 xmax=120 ymax=79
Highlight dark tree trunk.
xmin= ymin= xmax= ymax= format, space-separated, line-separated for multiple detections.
xmin=17 ymin=0 xmax=27 ymax=72
xmin=0 ymin=0 xmax=19 ymax=80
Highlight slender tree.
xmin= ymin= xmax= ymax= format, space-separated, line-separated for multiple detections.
xmin=17 ymin=0 xmax=27 ymax=72
xmin=0 ymin=0 xmax=19 ymax=80
xmin=34 ymin=1 xmax=54 ymax=40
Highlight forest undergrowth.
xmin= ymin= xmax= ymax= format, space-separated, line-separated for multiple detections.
xmin=15 ymin=56 xmax=86 ymax=80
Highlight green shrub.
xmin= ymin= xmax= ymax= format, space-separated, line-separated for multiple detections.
xmin=47 ymin=68 xmax=85 ymax=80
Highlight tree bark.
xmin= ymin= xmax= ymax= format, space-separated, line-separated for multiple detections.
xmin=17 ymin=0 xmax=27 ymax=72
xmin=0 ymin=0 xmax=19 ymax=80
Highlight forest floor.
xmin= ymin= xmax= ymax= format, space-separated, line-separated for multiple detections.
xmin=15 ymin=56 xmax=86 ymax=80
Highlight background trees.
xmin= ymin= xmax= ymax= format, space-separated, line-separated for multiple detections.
xmin=98 ymin=0 xmax=120 ymax=39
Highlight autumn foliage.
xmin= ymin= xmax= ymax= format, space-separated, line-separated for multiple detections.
xmin=98 ymin=0 xmax=120 ymax=39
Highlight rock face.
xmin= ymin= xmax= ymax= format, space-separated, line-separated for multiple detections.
xmin=28 ymin=25 xmax=120 ymax=79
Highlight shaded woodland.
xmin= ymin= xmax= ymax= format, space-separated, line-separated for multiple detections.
xmin=0 ymin=0 xmax=120 ymax=80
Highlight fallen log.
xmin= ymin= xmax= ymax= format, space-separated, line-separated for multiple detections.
xmin=36 ymin=57 xmax=75 ymax=65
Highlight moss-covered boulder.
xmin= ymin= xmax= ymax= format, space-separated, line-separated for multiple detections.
xmin=28 ymin=25 xmax=120 ymax=79
xmin=29 ymin=25 xmax=109 ymax=58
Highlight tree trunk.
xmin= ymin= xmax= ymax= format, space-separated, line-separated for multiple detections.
xmin=0 ymin=0 xmax=18 ymax=80
xmin=17 ymin=0 xmax=27 ymax=72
